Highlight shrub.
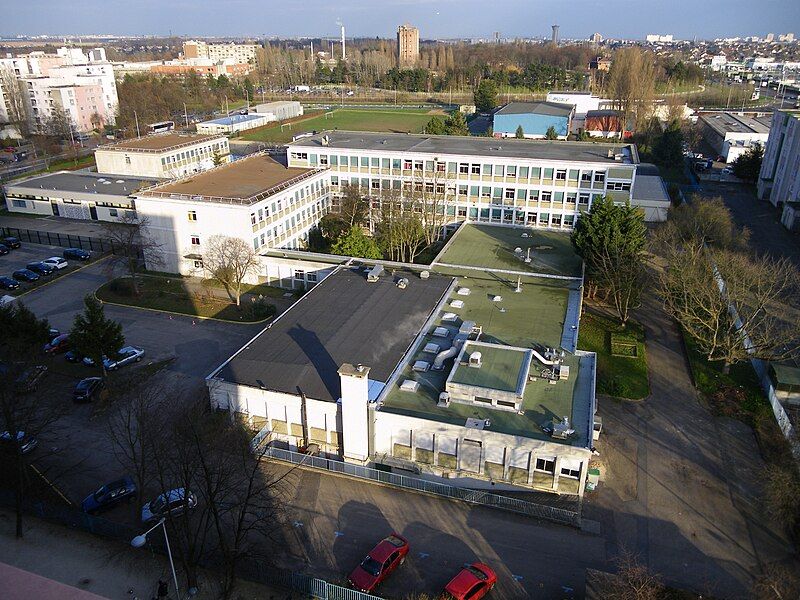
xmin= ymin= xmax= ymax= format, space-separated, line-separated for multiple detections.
xmin=244 ymin=298 xmax=276 ymax=321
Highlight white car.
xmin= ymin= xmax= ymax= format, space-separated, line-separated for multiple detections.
xmin=42 ymin=256 xmax=68 ymax=270
xmin=722 ymin=167 xmax=734 ymax=175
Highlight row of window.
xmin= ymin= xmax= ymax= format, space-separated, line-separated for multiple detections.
xmin=252 ymin=197 xmax=331 ymax=250
xmin=157 ymin=141 xmax=229 ymax=168
xmin=295 ymin=152 xmax=628 ymax=185
xmin=249 ymin=179 xmax=328 ymax=226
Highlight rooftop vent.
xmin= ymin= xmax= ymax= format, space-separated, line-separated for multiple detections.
xmin=441 ymin=312 xmax=458 ymax=323
xmin=396 ymin=277 xmax=409 ymax=289
xmin=366 ymin=264 xmax=383 ymax=282
xmin=468 ymin=351 xmax=482 ymax=368
xmin=419 ymin=270 xmax=430 ymax=279
xmin=423 ymin=342 xmax=440 ymax=354
xmin=437 ymin=392 xmax=450 ymax=407
xmin=412 ymin=360 xmax=430 ymax=372
xmin=492 ymin=295 xmax=503 ymax=302
xmin=456 ymin=287 xmax=471 ymax=296
xmin=400 ymin=379 xmax=420 ymax=392
xmin=450 ymin=299 xmax=465 ymax=309
xmin=551 ymin=416 xmax=576 ymax=439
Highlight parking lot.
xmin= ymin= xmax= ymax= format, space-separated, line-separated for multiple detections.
xmin=0 ymin=241 xmax=99 ymax=294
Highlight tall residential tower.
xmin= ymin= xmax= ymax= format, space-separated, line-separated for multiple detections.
xmin=397 ymin=24 xmax=420 ymax=68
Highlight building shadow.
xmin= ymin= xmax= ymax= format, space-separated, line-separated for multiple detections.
xmin=288 ymin=324 xmax=340 ymax=401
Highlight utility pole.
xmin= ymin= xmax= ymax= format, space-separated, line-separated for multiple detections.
xmin=134 ymin=110 xmax=140 ymax=137
xmin=183 ymin=102 xmax=189 ymax=129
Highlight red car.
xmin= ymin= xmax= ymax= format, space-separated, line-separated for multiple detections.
xmin=348 ymin=533 xmax=409 ymax=593
xmin=43 ymin=334 xmax=70 ymax=354
xmin=441 ymin=563 xmax=497 ymax=600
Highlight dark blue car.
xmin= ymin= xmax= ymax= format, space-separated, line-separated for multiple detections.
xmin=12 ymin=269 xmax=39 ymax=282
xmin=0 ymin=276 xmax=19 ymax=290
xmin=63 ymin=248 xmax=90 ymax=260
xmin=0 ymin=243 xmax=9 ymax=255
xmin=26 ymin=262 xmax=55 ymax=276
xmin=81 ymin=476 xmax=136 ymax=514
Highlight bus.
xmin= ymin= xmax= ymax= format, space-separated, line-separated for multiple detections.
xmin=148 ymin=121 xmax=175 ymax=134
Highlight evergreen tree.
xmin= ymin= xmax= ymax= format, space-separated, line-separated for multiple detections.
xmin=473 ymin=79 xmax=498 ymax=112
xmin=330 ymin=227 xmax=383 ymax=259
xmin=70 ymin=295 xmax=125 ymax=375
xmin=731 ymin=145 xmax=763 ymax=182
xmin=652 ymin=119 xmax=684 ymax=166
xmin=423 ymin=116 xmax=446 ymax=135
xmin=515 ymin=125 xmax=525 ymax=139
xmin=444 ymin=111 xmax=470 ymax=136
xmin=545 ymin=126 xmax=559 ymax=140
xmin=572 ymin=197 xmax=647 ymax=326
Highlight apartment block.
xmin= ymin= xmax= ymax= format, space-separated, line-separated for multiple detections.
xmin=758 ymin=110 xmax=800 ymax=210
xmin=287 ymin=131 xmax=670 ymax=224
xmin=397 ymin=24 xmax=420 ymax=68
xmin=0 ymin=46 xmax=117 ymax=132
xmin=182 ymin=40 xmax=258 ymax=65
xmin=94 ymin=133 xmax=230 ymax=179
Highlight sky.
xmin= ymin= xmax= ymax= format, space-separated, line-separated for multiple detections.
xmin=3 ymin=0 xmax=798 ymax=41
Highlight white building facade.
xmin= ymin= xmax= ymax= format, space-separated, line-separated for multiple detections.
xmin=758 ymin=110 xmax=800 ymax=208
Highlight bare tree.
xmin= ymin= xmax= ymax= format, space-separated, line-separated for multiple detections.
xmin=606 ymin=550 xmax=664 ymax=600
xmin=752 ymin=561 xmax=800 ymax=600
xmin=201 ymin=235 xmax=260 ymax=306
xmin=336 ymin=182 xmax=369 ymax=228
xmin=100 ymin=213 xmax=163 ymax=296
xmin=0 ymin=66 xmax=30 ymax=137
xmin=659 ymin=245 xmax=800 ymax=373
xmin=607 ymin=48 xmax=656 ymax=132
xmin=376 ymin=188 xmax=426 ymax=263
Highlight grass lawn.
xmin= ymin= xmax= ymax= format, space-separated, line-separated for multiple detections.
xmin=240 ymin=108 xmax=444 ymax=143
xmin=96 ymin=276 xmax=276 ymax=323
xmin=578 ymin=310 xmax=650 ymax=400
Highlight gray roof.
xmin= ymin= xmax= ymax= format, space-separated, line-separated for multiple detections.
xmin=699 ymin=112 xmax=771 ymax=136
xmin=214 ymin=266 xmax=453 ymax=402
xmin=632 ymin=166 xmax=670 ymax=205
xmin=289 ymin=131 xmax=636 ymax=164
xmin=5 ymin=171 xmax=156 ymax=197
xmin=495 ymin=101 xmax=575 ymax=118
xmin=585 ymin=109 xmax=621 ymax=118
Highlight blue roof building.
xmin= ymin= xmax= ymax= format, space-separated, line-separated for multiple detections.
xmin=493 ymin=102 xmax=575 ymax=140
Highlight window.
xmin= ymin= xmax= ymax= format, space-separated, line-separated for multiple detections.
xmin=497 ymin=399 xmax=516 ymax=409
xmin=519 ymin=166 xmax=529 ymax=178
xmin=541 ymin=191 xmax=552 ymax=202
xmin=459 ymin=163 xmax=469 ymax=174
xmin=561 ymin=465 xmax=581 ymax=478
xmin=371 ymin=157 xmax=379 ymax=167
xmin=494 ymin=165 xmax=504 ymax=177
xmin=403 ymin=159 xmax=412 ymax=170
xmin=307 ymin=271 xmax=318 ymax=283
xmin=506 ymin=165 xmax=517 ymax=177
xmin=319 ymin=155 xmax=328 ymax=166
xmin=555 ymin=169 xmax=567 ymax=181
xmin=340 ymin=155 xmax=348 ymax=166
xmin=436 ymin=161 xmax=446 ymax=173
xmin=360 ymin=157 xmax=369 ymax=167
xmin=505 ymin=188 xmax=515 ymax=200
xmin=414 ymin=161 xmax=423 ymax=171
xmin=474 ymin=396 xmax=493 ymax=404
xmin=109 ymin=209 xmax=118 ymax=217
xmin=482 ymin=164 xmax=492 ymax=176
xmin=11 ymin=199 xmax=26 ymax=208
xmin=188 ymin=211 xmax=197 ymax=222
xmin=543 ymin=168 xmax=554 ymax=180
xmin=125 ymin=155 xmax=131 ymax=164
xmin=294 ymin=269 xmax=305 ymax=280
xmin=193 ymin=259 xmax=203 ymax=269
xmin=250 ymin=212 xmax=257 ymax=225
xmin=471 ymin=164 xmax=480 ymax=175
xmin=608 ymin=181 xmax=631 ymax=191
xmin=578 ymin=193 xmax=590 ymax=205
xmin=581 ymin=171 xmax=592 ymax=182
xmin=190 ymin=236 xmax=200 ymax=246
xmin=535 ymin=457 xmax=555 ymax=473
xmin=594 ymin=171 xmax=605 ymax=183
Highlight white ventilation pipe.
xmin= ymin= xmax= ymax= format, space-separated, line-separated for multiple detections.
xmin=531 ymin=348 xmax=557 ymax=366
xmin=432 ymin=338 xmax=464 ymax=370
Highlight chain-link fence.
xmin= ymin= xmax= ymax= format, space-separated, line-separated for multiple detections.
xmin=0 ymin=225 xmax=142 ymax=260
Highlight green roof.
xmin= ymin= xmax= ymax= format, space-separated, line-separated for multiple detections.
xmin=772 ymin=363 xmax=800 ymax=386
xmin=450 ymin=343 xmax=529 ymax=393
xmin=434 ymin=223 xmax=583 ymax=278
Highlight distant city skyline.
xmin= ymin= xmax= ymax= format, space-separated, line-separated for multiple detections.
xmin=3 ymin=0 xmax=798 ymax=41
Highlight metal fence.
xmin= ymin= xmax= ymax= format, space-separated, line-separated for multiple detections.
xmin=0 ymin=489 xmax=383 ymax=600
xmin=264 ymin=446 xmax=582 ymax=528
xmin=0 ymin=225 xmax=131 ymax=256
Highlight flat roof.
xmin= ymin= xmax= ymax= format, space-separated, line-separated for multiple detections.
xmin=99 ymin=133 xmax=223 ymax=153
xmin=213 ymin=266 xmax=453 ymax=402
xmin=137 ymin=154 xmax=317 ymax=204
xmin=435 ymin=223 xmax=584 ymax=278
xmin=632 ymin=173 xmax=671 ymax=205
xmin=379 ymin=265 xmax=590 ymax=444
xmin=495 ymin=101 xmax=574 ymax=118
xmin=289 ymin=131 xmax=637 ymax=164
xmin=201 ymin=113 xmax=267 ymax=126
xmin=699 ymin=112 xmax=771 ymax=136
xmin=5 ymin=171 xmax=155 ymax=197
xmin=450 ymin=342 xmax=529 ymax=393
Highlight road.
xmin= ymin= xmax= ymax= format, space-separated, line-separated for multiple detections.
xmin=583 ymin=294 xmax=795 ymax=599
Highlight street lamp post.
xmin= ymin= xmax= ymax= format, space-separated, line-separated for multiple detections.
xmin=131 ymin=518 xmax=179 ymax=599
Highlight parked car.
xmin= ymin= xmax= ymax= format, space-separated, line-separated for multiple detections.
xmin=65 ymin=349 xmax=84 ymax=363
xmin=26 ymin=262 xmax=55 ymax=276
xmin=1 ymin=236 xmax=21 ymax=249
xmin=722 ymin=166 xmax=735 ymax=175
xmin=81 ymin=476 xmax=136 ymax=514
xmin=0 ymin=244 xmax=9 ymax=256
xmin=0 ymin=276 xmax=19 ymax=290
xmin=0 ymin=431 xmax=38 ymax=454
xmin=15 ymin=365 xmax=47 ymax=392
xmin=141 ymin=488 xmax=197 ymax=523
xmin=43 ymin=333 xmax=70 ymax=354
xmin=348 ymin=533 xmax=409 ymax=593
xmin=83 ymin=346 xmax=145 ymax=370
xmin=13 ymin=268 xmax=40 ymax=282
xmin=73 ymin=377 xmax=104 ymax=402
xmin=63 ymin=247 xmax=90 ymax=261
xmin=441 ymin=563 xmax=497 ymax=600
xmin=42 ymin=256 xmax=68 ymax=270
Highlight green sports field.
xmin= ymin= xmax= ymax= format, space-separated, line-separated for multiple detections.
xmin=240 ymin=108 xmax=444 ymax=143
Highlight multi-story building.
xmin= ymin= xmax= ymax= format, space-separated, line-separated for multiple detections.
xmin=287 ymin=131 xmax=670 ymax=224
xmin=195 ymin=113 xmax=271 ymax=135
xmin=493 ymin=102 xmax=575 ymax=140
xmin=0 ymin=46 xmax=117 ymax=132
xmin=131 ymin=153 xmax=331 ymax=275
xmin=397 ymin=24 xmax=420 ymax=68
xmin=758 ymin=110 xmax=800 ymax=209
xmin=697 ymin=112 xmax=771 ymax=163
xmin=94 ymin=133 xmax=230 ymax=179
xmin=182 ymin=40 xmax=259 ymax=65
